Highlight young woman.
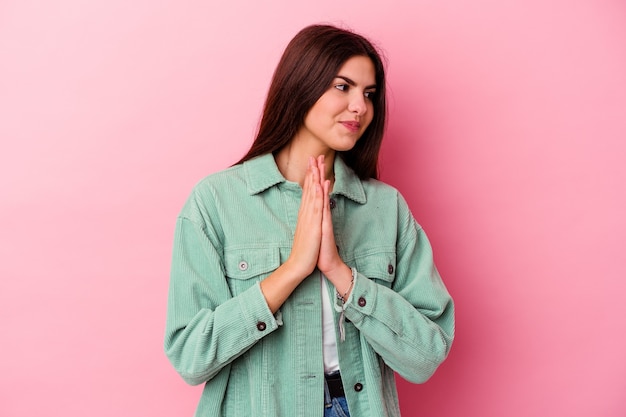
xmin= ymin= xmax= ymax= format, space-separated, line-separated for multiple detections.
xmin=164 ymin=24 xmax=454 ymax=417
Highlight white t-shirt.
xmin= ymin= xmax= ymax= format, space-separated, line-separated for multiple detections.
xmin=321 ymin=274 xmax=340 ymax=374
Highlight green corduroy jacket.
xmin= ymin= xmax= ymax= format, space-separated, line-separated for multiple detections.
xmin=164 ymin=153 xmax=454 ymax=416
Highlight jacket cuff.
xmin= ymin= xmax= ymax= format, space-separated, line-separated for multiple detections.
xmin=237 ymin=282 xmax=280 ymax=339
xmin=333 ymin=270 xmax=377 ymax=321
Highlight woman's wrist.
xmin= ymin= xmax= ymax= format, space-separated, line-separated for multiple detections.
xmin=260 ymin=260 xmax=311 ymax=313
xmin=279 ymin=258 xmax=313 ymax=284
xmin=323 ymin=262 xmax=353 ymax=299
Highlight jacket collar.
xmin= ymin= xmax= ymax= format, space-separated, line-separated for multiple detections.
xmin=243 ymin=153 xmax=367 ymax=204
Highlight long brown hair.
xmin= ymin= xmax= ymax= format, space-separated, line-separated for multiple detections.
xmin=236 ymin=24 xmax=387 ymax=179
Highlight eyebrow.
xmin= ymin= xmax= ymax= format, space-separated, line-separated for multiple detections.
xmin=335 ymin=75 xmax=377 ymax=90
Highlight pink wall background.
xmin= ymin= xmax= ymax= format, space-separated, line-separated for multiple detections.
xmin=1 ymin=0 xmax=625 ymax=416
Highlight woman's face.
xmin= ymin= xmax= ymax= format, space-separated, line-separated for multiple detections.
xmin=296 ymin=55 xmax=377 ymax=153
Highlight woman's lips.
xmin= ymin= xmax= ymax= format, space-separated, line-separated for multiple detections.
xmin=340 ymin=121 xmax=361 ymax=133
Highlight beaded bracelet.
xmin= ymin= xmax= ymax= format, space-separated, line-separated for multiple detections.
xmin=337 ymin=267 xmax=357 ymax=342
xmin=336 ymin=267 xmax=357 ymax=302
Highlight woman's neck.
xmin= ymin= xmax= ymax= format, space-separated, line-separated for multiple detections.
xmin=275 ymin=139 xmax=335 ymax=187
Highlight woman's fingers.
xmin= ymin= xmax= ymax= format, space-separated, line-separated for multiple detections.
xmin=318 ymin=177 xmax=341 ymax=273
xmin=301 ymin=157 xmax=321 ymax=211
xmin=289 ymin=157 xmax=324 ymax=277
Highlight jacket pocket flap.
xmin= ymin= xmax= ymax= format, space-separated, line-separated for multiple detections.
xmin=355 ymin=252 xmax=396 ymax=282
xmin=224 ymin=247 xmax=280 ymax=280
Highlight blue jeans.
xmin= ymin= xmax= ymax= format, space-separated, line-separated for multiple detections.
xmin=324 ymin=376 xmax=351 ymax=417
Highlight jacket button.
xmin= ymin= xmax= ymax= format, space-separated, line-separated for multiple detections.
xmin=256 ymin=321 xmax=266 ymax=331
xmin=329 ymin=198 xmax=336 ymax=209
xmin=238 ymin=261 xmax=248 ymax=271
xmin=354 ymin=382 xmax=363 ymax=392
xmin=358 ymin=297 xmax=366 ymax=307
xmin=387 ymin=264 xmax=394 ymax=274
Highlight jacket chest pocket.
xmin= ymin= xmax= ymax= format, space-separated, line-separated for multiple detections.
xmin=224 ymin=247 xmax=280 ymax=296
xmin=354 ymin=251 xmax=396 ymax=288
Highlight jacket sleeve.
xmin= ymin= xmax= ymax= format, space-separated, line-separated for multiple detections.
xmin=336 ymin=195 xmax=455 ymax=384
xmin=163 ymin=191 xmax=279 ymax=386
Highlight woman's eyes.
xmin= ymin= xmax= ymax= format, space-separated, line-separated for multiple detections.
xmin=334 ymin=84 xmax=376 ymax=99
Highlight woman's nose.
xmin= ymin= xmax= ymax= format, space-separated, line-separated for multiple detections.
xmin=348 ymin=93 xmax=367 ymax=115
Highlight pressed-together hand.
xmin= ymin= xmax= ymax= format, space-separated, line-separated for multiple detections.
xmin=260 ymin=155 xmax=353 ymax=313
xmin=287 ymin=156 xmax=325 ymax=277
xmin=316 ymin=156 xmax=344 ymax=275
xmin=306 ymin=156 xmax=353 ymax=299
